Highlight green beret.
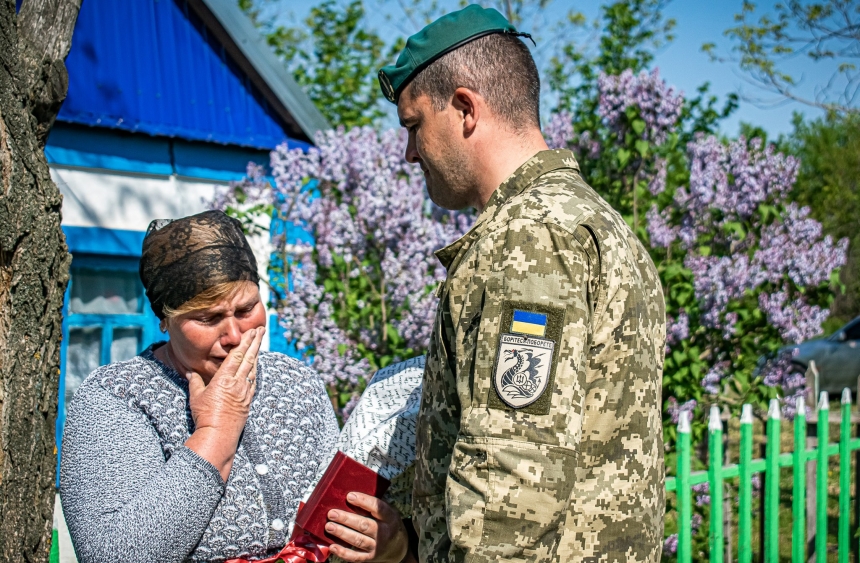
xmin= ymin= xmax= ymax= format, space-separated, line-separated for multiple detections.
xmin=378 ymin=5 xmax=532 ymax=104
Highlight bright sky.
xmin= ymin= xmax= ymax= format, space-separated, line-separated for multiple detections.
xmin=276 ymin=0 xmax=835 ymax=138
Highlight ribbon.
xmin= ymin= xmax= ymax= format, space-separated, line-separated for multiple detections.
xmin=225 ymin=527 xmax=330 ymax=563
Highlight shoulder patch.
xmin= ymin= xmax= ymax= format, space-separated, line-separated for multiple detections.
xmin=489 ymin=301 xmax=565 ymax=414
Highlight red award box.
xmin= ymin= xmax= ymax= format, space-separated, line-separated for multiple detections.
xmin=295 ymin=451 xmax=391 ymax=545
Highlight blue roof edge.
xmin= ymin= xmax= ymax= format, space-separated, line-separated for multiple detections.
xmin=195 ymin=0 xmax=330 ymax=142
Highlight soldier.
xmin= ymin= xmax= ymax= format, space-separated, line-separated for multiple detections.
xmin=378 ymin=5 xmax=666 ymax=563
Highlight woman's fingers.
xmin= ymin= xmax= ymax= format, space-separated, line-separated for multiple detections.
xmin=216 ymin=328 xmax=257 ymax=380
xmin=186 ymin=370 xmax=206 ymax=398
xmin=235 ymin=326 xmax=265 ymax=382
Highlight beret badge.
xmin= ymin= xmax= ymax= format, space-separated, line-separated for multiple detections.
xmin=378 ymin=70 xmax=396 ymax=103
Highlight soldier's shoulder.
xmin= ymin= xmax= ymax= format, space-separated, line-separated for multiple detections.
xmin=499 ymin=168 xmax=629 ymax=239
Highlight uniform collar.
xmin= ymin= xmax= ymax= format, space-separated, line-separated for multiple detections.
xmin=434 ymin=149 xmax=580 ymax=269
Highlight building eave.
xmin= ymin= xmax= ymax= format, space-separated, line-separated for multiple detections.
xmin=190 ymin=0 xmax=330 ymax=143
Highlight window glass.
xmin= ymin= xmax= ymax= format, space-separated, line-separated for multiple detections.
xmin=66 ymin=326 xmax=102 ymax=409
xmin=111 ymin=327 xmax=142 ymax=363
xmin=844 ymin=321 xmax=860 ymax=341
xmin=69 ymin=268 xmax=142 ymax=314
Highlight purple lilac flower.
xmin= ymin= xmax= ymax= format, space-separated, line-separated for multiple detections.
xmin=544 ymin=111 xmax=574 ymax=150
xmin=663 ymin=534 xmax=679 ymax=556
xmin=692 ymin=483 xmax=710 ymax=506
xmin=646 ymin=204 xmax=677 ymax=248
xmin=691 ymin=513 xmax=703 ymax=533
xmin=666 ymin=397 xmax=697 ymax=424
xmin=648 ymin=158 xmax=668 ymax=195
xmin=544 ymin=111 xmax=601 ymax=159
xmin=597 ymin=68 xmax=683 ymax=145
xmin=666 ymin=312 xmax=690 ymax=346
xmin=702 ymin=362 xmax=729 ymax=394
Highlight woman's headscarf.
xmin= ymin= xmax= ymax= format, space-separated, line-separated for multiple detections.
xmin=139 ymin=210 xmax=259 ymax=319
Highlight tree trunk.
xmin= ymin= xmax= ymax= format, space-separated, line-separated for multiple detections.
xmin=0 ymin=0 xmax=80 ymax=560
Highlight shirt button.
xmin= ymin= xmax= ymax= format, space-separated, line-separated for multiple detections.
xmin=255 ymin=464 xmax=269 ymax=475
xmin=271 ymin=518 xmax=285 ymax=531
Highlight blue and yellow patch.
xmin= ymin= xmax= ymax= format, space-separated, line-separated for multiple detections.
xmin=510 ymin=310 xmax=547 ymax=337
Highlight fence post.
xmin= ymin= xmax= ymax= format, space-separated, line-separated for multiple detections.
xmin=793 ymin=396 xmax=807 ymax=563
xmin=765 ymin=399 xmax=781 ymax=563
xmin=725 ymin=412 xmax=734 ymax=563
xmin=816 ymin=392 xmax=830 ymax=562
xmin=740 ymin=404 xmax=753 ymax=563
xmin=839 ymin=389 xmax=852 ymax=563
xmin=678 ymin=410 xmax=692 ymax=563
xmin=709 ymin=405 xmax=724 ymax=563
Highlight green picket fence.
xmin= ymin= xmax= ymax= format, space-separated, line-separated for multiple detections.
xmin=667 ymin=391 xmax=860 ymax=563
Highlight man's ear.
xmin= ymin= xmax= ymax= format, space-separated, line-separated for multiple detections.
xmin=451 ymin=87 xmax=481 ymax=137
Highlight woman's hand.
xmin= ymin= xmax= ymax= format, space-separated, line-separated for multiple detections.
xmin=325 ymin=493 xmax=411 ymax=563
xmin=184 ymin=326 xmax=264 ymax=480
xmin=187 ymin=326 xmax=264 ymax=432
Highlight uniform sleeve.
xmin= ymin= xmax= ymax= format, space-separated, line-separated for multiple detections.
xmin=441 ymin=218 xmax=596 ymax=562
xmin=59 ymin=382 xmax=226 ymax=563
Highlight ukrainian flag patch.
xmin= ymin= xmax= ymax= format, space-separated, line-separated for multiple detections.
xmin=511 ymin=310 xmax=547 ymax=337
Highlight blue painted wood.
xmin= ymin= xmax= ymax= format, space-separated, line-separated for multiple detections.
xmin=63 ymin=226 xmax=146 ymax=257
xmin=57 ymin=0 xmax=305 ymax=149
xmin=45 ymin=123 xmax=288 ymax=180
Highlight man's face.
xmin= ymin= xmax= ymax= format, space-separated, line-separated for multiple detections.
xmin=397 ymin=86 xmax=474 ymax=210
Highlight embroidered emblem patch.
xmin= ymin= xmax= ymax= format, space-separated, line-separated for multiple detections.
xmin=493 ymin=333 xmax=555 ymax=409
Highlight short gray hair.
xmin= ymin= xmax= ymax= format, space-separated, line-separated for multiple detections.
xmin=407 ymin=33 xmax=540 ymax=131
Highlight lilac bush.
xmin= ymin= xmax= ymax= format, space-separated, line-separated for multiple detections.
xmin=649 ymin=133 xmax=847 ymax=414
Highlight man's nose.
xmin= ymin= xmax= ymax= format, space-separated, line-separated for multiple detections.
xmin=404 ymin=134 xmax=420 ymax=164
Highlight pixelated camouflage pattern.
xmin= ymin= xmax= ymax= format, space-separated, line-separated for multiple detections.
xmin=413 ymin=149 xmax=666 ymax=563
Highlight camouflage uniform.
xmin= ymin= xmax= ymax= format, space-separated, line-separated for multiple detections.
xmin=413 ymin=149 xmax=666 ymax=563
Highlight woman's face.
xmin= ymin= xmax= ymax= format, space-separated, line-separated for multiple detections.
xmin=166 ymin=281 xmax=267 ymax=381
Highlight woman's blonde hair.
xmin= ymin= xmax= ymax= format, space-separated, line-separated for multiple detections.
xmin=160 ymin=280 xmax=253 ymax=327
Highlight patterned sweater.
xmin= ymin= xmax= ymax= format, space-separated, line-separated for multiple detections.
xmin=59 ymin=345 xmax=340 ymax=563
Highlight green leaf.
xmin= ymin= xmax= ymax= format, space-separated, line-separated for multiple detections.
xmin=617 ymin=149 xmax=631 ymax=168
xmin=631 ymin=119 xmax=646 ymax=135
xmin=635 ymin=139 xmax=650 ymax=157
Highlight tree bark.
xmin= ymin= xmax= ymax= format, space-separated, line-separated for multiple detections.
xmin=0 ymin=0 xmax=80 ymax=561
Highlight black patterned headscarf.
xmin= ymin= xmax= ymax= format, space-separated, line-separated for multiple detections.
xmin=139 ymin=210 xmax=259 ymax=319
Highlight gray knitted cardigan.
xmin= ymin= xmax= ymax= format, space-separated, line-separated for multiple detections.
xmin=59 ymin=345 xmax=340 ymax=563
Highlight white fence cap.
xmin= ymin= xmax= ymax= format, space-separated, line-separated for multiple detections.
xmin=709 ymin=405 xmax=722 ymax=431
xmin=796 ymin=395 xmax=806 ymax=416
xmin=768 ymin=398 xmax=781 ymax=420
xmin=678 ymin=410 xmax=691 ymax=433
